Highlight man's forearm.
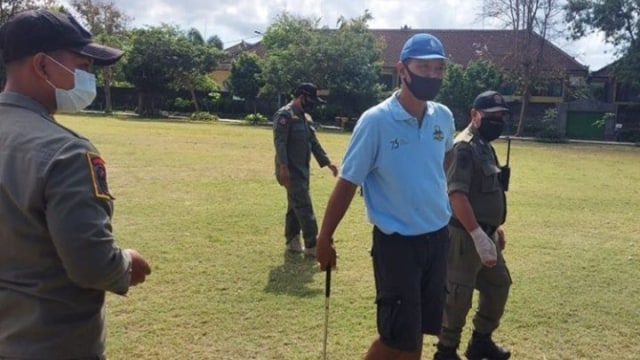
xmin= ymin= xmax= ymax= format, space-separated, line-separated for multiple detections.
xmin=449 ymin=191 xmax=480 ymax=232
xmin=317 ymin=178 xmax=358 ymax=242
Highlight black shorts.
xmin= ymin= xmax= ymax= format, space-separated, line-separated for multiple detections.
xmin=371 ymin=225 xmax=450 ymax=351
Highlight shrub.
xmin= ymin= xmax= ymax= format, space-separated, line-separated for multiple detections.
xmin=190 ymin=112 xmax=218 ymax=122
xmin=244 ymin=113 xmax=269 ymax=125
xmin=593 ymin=112 xmax=615 ymax=128
xmin=173 ymin=97 xmax=194 ymax=112
xmin=535 ymin=108 xmax=566 ymax=143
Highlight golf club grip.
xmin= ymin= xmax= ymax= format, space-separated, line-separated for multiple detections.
xmin=325 ymin=266 xmax=331 ymax=298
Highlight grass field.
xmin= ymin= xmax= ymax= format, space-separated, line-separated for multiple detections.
xmin=57 ymin=114 xmax=640 ymax=360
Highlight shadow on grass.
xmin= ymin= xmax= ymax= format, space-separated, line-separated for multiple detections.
xmin=264 ymin=250 xmax=322 ymax=298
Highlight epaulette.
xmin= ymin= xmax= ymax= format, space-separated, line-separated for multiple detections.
xmin=454 ymin=127 xmax=474 ymax=144
xmin=276 ymin=105 xmax=300 ymax=122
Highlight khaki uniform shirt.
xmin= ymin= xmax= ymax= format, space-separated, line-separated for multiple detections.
xmin=0 ymin=92 xmax=131 ymax=359
xmin=447 ymin=126 xmax=506 ymax=227
xmin=273 ymin=103 xmax=330 ymax=182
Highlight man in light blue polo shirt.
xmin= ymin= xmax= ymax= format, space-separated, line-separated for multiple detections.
xmin=316 ymin=33 xmax=455 ymax=360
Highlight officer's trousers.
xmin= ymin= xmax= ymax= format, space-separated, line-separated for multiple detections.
xmin=439 ymin=226 xmax=512 ymax=347
xmin=284 ymin=177 xmax=317 ymax=248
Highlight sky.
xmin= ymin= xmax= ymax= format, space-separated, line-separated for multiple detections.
xmin=75 ymin=0 xmax=618 ymax=71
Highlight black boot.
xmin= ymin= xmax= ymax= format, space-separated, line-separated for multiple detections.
xmin=464 ymin=331 xmax=511 ymax=360
xmin=433 ymin=343 xmax=461 ymax=360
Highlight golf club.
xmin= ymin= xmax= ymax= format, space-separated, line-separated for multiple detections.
xmin=322 ymin=265 xmax=331 ymax=360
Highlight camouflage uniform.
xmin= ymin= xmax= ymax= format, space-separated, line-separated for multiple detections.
xmin=273 ymin=103 xmax=331 ymax=249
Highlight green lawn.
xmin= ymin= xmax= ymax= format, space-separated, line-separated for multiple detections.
xmin=58 ymin=114 xmax=640 ymax=360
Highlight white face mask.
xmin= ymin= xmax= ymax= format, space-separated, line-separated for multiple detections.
xmin=45 ymin=56 xmax=97 ymax=113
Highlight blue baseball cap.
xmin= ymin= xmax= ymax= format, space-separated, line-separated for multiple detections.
xmin=400 ymin=33 xmax=446 ymax=62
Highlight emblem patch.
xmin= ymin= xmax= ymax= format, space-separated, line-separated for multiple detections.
xmin=86 ymin=152 xmax=114 ymax=200
xmin=433 ymin=125 xmax=444 ymax=141
xmin=278 ymin=116 xmax=288 ymax=125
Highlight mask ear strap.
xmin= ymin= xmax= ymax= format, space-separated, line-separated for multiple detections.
xmin=44 ymin=55 xmax=74 ymax=75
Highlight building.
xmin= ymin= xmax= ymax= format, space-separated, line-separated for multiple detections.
xmin=217 ymin=28 xmax=622 ymax=137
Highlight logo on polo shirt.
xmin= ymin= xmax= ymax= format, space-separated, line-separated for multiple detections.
xmin=390 ymin=137 xmax=409 ymax=150
xmin=433 ymin=125 xmax=444 ymax=141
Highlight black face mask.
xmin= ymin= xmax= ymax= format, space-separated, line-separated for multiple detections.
xmin=302 ymin=96 xmax=315 ymax=113
xmin=403 ymin=66 xmax=442 ymax=101
xmin=478 ymin=117 xmax=505 ymax=142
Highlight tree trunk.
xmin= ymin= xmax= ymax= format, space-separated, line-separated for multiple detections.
xmin=137 ymin=91 xmax=157 ymax=116
xmin=137 ymin=92 xmax=143 ymax=115
xmin=515 ymin=80 xmax=530 ymax=137
xmin=102 ymin=66 xmax=113 ymax=114
xmin=190 ymin=85 xmax=199 ymax=113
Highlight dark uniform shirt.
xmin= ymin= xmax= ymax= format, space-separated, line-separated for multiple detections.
xmin=0 ymin=92 xmax=131 ymax=359
xmin=447 ymin=125 xmax=506 ymax=227
xmin=273 ymin=103 xmax=331 ymax=182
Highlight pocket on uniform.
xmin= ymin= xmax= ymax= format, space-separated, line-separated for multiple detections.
xmin=291 ymin=121 xmax=307 ymax=133
xmin=481 ymin=163 xmax=502 ymax=192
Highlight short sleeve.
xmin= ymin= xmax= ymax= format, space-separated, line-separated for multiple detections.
xmin=447 ymin=142 xmax=473 ymax=194
xmin=44 ymin=139 xmax=130 ymax=295
xmin=340 ymin=111 xmax=379 ymax=186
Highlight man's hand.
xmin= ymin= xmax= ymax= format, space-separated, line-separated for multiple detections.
xmin=469 ymin=228 xmax=497 ymax=267
xmin=124 ymin=249 xmax=151 ymax=286
xmin=316 ymin=236 xmax=337 ymax=271
xmin=278 ymin=164 xmax=290 ymax=189
xmin=327 ymin=164 xmax=338 ymax=177
xmin=495 ymin=227 xmax=506 ymax=251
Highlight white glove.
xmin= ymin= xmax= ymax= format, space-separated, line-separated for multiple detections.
xmin=469 ymin=227 xmax=497 ymax=267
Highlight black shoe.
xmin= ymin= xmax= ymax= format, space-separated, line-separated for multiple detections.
xmin=433 ymin=343 xmax=461 ymax=360
xmin=464 ymin=331 xmax=511 ymax=360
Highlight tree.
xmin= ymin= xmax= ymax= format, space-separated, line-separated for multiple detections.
xmin=124 ymin=25 xmax=222 ymax=115
xmin=438 ymin=60 xmax=504 ymax=128
xmin=261 ymin=12 xmax=319 ymax=104
xmin=437 ymin=63 xmax=467 ymax=113
xmin=207 ymin=35 xmax=223 ymax=50
xmin=484 ymin=0 xmax=563 ymax=135
xmin=173 ymin=28 xmax=223 ymax=112
xmin=72 ymin=0 xmax=131 ymax=113
xmin=317 ymin=10 xmax=384 ymax=117
xmin=261 ymin=10 xmax=384 ymax=118
xmin=227 ymin=52 xmax=264 ymax=114
xmin=0 ymin=0 xmax=59 ymax=23
xmin=124 ymin=25 xmax=183 ymax=115
xmin=565 ymin=0 xmax=640 ymax=86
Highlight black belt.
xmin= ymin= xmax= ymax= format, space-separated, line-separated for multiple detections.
xmin=449 ymin=217 xmax=497 ymax=236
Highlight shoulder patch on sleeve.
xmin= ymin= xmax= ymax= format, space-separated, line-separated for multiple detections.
xmin=86 ymin=152 xmax=115 ymax=200
xmin=455 ymin=148 xmax=472 ymax=170
xmin=278 ymin=116 xmax=288 ymax=126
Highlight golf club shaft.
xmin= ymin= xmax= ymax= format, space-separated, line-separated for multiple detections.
xmin=322 ymin=266 xmax=331 ymax=360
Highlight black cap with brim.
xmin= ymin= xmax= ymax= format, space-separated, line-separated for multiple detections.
xmin=0 ymin=9 xmax=124 ymax=66
xmin=71 ymin=43 xmax=124 ymax=66
xmin=473 ymin=90 xmax=511 ymax=113
xmin=482 ymin=106 xmax=510 ymax=113
xmin=294 ymin=82 xmax=326 ymax=104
